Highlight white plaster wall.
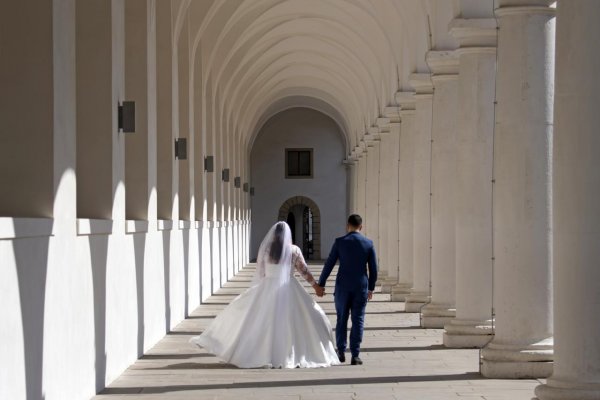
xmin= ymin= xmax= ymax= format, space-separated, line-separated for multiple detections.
xmin=250 ymin=108 xmax=347 ymax=260
xmin=0 ymin=3 xmax=250 ymax=399
xmin=0 ymin=219 xmax=244 ymax=400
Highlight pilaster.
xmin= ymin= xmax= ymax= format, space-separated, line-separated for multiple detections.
xmin=376 ymin=113 xmax=400 ymax=293
xmin=481 ymin=1 xmax=555 ymax=378
xmin=404 ymin=73 xmax=433 ymax=312
xmin=444 ymin=18 xmax=496 ymax=348
xmin=535 ymin=1 xmax=600 ymax=398
xmin=364 ymin=134 xmax=381 ymax=266
xmin=388 ymin=93 xmax=416 ymax=301
xmin=420 ymin=50 xmax=459 ymax=328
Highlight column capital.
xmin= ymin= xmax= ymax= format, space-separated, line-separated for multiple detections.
xmin=363 ymin=133 xmax=380 ymax=146
xmin=495 ymin=1 xmax=556 ymax=17
xmin=357 ymin=140 xmax=368 ymax=153
xmin=396 ymin=91 xmax=416 ymax=115
xmin=409 ymin=73 xmax=433 ymax=96
xmin=449 ymin=18 xmax=497 ymax=49
xmin=351 ymin=145 xmax=362 ymax=160
xmin=367 ymin=125 xmax=385 ymax=137
xmin=375 ymin=117 xmax=392 ymax=133
xmin=426 ymin=50 xmax=459 ymax=77
xmin=383 ymin=106 xmax=401 ymax=123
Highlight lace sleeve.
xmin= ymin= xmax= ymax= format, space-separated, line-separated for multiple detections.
xmin=292 ymin=246 xmax=315 ymax=285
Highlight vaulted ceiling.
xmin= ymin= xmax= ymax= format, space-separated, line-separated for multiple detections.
xmin=173 ymin=0 xmax=494 ymax=154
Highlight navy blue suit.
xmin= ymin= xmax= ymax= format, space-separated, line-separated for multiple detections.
xmin=318 ymin=231 xmax=378 ymax=357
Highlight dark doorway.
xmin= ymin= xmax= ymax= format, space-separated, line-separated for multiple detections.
xmin=278 ymin=196 xmax=321 ymax=259
xmin=302 ymin=206 xmax=314 ymax=260
xmin=286 ymin=212 xmax=296 ymax=244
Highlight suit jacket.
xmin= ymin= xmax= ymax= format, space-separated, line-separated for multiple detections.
xmin=318 ymin=231 xmax=378 ymax=292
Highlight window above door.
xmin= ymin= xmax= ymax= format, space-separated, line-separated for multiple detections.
xmin=285 ymin=148 xmax=313 ymax=179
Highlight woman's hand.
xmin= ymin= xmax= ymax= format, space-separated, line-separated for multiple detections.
xmin=312 ymin=282 xmax=325 ymax=297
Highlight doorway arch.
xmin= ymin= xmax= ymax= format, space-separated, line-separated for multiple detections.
xmin=278 ymin=196 xmax=321 ymax=260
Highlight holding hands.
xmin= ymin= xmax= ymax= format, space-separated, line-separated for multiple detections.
xmin=312 ymin=282 xmax=326 ymax=297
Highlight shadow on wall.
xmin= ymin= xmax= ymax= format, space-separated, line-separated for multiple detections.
xmin=89 ymin=234 xmax=109 ymax=392
xmin=13 ymin=225 xmax=52 ymax=400
xmin=182 ymin=229 xmax=189 ymax=317
xmin=133 ymin=234 xmax=146 ymax=357
xmin=196 ymin=228 xmax=204 ymax=303
xmin=162 ymin=231 xmax=171 ymax=331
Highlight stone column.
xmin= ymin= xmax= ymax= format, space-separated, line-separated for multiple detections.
xmin=421 ymin=51 xmax=459 ymax=328
xmin=481 ymin=0 xmax=555 ymax=378
xmin=355 ymin=148 xmax=367 ymax=222
xmin=345 ymin=158 xmax=357 ymax=216
xmin=444 ymin=19 xmax=496 ymax=348
xmin=404 ymin=74 xmax=433 ymax=312
xmin=378 ymin=117 xmax=400 ymax=293
xmin=364 ymin=139 xmax=380 ymax=261
xmin=535 ymin=1 xmax=600 ymax=398
xmin=391 ymin=94 xmax=416 ymax=301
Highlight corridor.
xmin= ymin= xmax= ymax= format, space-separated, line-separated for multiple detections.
xmin=3 ymin=1 xmax=600 ymax=399
xmin=93 ymin=264 xmax=540 ymax=400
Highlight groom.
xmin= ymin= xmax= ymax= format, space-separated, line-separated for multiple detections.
xmin=315 ymin=214 xmax=378 ymax=365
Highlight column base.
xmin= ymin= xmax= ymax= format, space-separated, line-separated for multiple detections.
xmin=481 ymin=339 xmax=553 ymax=379
xmin=404 ymin=292 xmax=430 ymax=312
xmin=535 ymin=378 xmax=600 ymax=400
xmin=391 ymin=283 xmax=412 ymax=302
xmin=421 ymin=303 xmax=456 ymax=328
xmin=443 ymin=318 xmax=493 ymax=348
xmin=380 ymin=279 xmax=399 ymax=294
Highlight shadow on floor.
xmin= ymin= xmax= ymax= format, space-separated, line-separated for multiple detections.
xmin=317 ymin=300 xmax=393 ymax=304
xmin=359 ymin=345 xmax=447 ymax=352
xmin=140 ymin=353 xmax=216 ymax=360
xmin=333 ymin=326 xmax=423 ymax=331
xmin=325 ymin=311 xmax=410 ymax=316
xmin=100 ymin=372 xmax=484 ymax=395
xmin=145 ymin=362 xmax=236 ymax=370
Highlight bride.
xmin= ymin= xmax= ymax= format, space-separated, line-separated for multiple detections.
xmin=190 ymin=221 xmax=340 ymax=368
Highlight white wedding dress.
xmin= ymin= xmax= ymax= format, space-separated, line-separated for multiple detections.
xmin=190 ymin=223 xmax=339 ymax=369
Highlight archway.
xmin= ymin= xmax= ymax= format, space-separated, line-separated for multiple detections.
xmin=278 ymin=196 xmax=321 ymax=260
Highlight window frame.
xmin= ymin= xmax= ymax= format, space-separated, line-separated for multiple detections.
xmin=285 ymin=148 xmax=314 ymax=179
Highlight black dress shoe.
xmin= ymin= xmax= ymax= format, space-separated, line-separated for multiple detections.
xmin=337 ymin=349 xmax=346 ymax=363
xmin=351 ymin=356 xmax=363 ymax=365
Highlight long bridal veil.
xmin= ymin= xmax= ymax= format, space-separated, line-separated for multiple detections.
xmin=253 ymin=221 xmax=293 ymax=287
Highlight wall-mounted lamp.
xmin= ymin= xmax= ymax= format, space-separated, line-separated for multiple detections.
xmin=174 ymin=138 xmax=187 ymax=160
xmin=250 ymin=187 xmax=255 ymax=196
xmin=243 ymin=183 xmax=249 ymax=192
xmin=204 ymin=156 xmax=214 ymax=172
xmin=234 ymin=177 xmax=241 ymax=188
xmin=118 ymin=101 xmax=136 ymax=133
xmin=222 ymin=168 xmax=230 ymax=182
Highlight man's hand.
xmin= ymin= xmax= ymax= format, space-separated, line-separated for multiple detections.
xmin=313 ymin=283 xmax=325 ymax=297
xmin=367 ymin=291 xmax=373 ymax=301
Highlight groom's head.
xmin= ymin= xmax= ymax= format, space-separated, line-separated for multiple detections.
xmin=347 ymin=214 xmax=362 ymax=232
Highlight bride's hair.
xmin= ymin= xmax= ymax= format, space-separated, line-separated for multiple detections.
xmin=268 ymin=222 xmax=287 ymax=263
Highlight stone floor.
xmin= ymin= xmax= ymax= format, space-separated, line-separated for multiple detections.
xmin=93 ymin=265 xmax=542 ymax=400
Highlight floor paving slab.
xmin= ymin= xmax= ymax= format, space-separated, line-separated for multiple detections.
xmin=93 ymin=265 xmax=540 ymax=400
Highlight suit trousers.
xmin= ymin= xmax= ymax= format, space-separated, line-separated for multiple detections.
xmin=334 ymin=287 xmax=368 ymax=357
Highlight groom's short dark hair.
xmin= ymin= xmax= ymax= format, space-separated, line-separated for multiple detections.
xmin=348 ymin=214 xmax=362 ymax=228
